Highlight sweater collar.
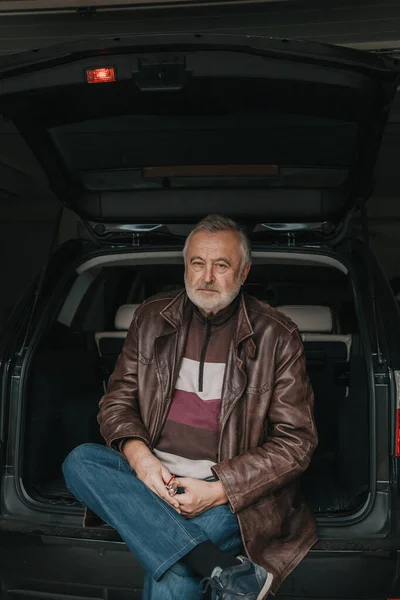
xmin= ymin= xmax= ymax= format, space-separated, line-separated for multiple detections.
xmin=160 ymin=289 xmax=256 ymax=358
xmin=191 ymin=292 xmax=241 ymax=328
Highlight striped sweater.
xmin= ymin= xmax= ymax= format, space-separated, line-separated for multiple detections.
xmin=153 ymin=298 xmax=239 ymax=479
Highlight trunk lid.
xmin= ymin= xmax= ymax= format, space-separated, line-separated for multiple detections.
xmin=0 ymin=34 xmax=398 ymax=240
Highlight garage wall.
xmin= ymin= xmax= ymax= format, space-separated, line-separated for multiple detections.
xmin=0 ymin=220 xmax=55 ymax=327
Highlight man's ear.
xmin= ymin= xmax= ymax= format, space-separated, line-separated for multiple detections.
xmin=241 ymin=263 xmax=251 ymax=285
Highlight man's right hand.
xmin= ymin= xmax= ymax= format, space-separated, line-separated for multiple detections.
xmin=122 ymin=439 xmax=181 ymax=513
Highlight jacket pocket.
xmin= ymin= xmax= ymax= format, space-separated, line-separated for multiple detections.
xmin=138 ymin=351 xmax=154 ymax=364
xmin=241 ymin=486 xmax=294 ymax=544
xmin=242 ymin=494 xmax=282 ymax=543
xmin=246 ymin=381 xmax=271 ymax=395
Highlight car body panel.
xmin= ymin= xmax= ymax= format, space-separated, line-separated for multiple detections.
xmin=0 ymin=528 xmax=397 ymax=599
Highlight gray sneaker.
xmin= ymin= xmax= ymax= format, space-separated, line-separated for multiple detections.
xmin=199 ymin=555 xmax=274 ymax=599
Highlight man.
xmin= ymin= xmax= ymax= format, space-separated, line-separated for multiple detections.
xmin=63 ymin=215 xmax=318 ymax=600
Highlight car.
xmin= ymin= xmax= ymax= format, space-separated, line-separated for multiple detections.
xmin=1 ymin=33 xmax=400 ymax=600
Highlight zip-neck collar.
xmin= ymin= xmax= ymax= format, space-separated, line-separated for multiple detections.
xmin=160 ymin=289 xmax=256 ymax=359
xmin=191 ymin=293 xmax=241 ymax=392
xmin=191 ymin=292 xmax=241 ymax=329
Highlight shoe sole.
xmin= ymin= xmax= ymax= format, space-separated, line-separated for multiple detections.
xmin=257 ymin=571 xmax=274 ymax=600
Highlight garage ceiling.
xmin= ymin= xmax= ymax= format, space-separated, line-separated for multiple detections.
xmin=0 ymin=0 xmax=397 ymax=54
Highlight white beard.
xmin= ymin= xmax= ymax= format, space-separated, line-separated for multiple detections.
xmin=184 ymin=275 xmax=242 ymax=316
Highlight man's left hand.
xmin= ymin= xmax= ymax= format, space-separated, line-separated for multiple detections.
xmin=172 ymin=477 xmax=228 ymax=518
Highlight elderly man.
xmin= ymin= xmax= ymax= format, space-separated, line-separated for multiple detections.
xmin=63 ymin=215 xmax=318 ymax=600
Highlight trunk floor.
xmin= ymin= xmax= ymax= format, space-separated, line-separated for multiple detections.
xmin=32 ymin=478 xmax=83 ymax=506
xmin=31 ymin=474 xmax=367 ymax=514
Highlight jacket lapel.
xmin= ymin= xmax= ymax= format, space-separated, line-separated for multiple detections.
xmin=220 ymin=293 xmax=256 ymax=425
xmin=154 ymin=332 xmax=178 ymax=401
xmin=155 ymin=291 xmax=192 ymax=401
xmin=220 ymin=342 xmax=247 ymax=425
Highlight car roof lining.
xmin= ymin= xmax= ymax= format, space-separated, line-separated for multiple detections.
xmin=57 ymin=250 xmax=348 ymax=328
xmin=76 ymin=250 xmax=348 ymax=274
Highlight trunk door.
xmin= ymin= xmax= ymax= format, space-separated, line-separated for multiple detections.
xmin=0 ymin=35 xmax=398 ymax=239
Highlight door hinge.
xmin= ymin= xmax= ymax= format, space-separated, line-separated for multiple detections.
xmin=287 ymin=232 xmax=296 ymax=247
xmin=375 ymin=373 xmax=390 ymax=385
xmin=374 ymin=360 xmax=389 ymax=384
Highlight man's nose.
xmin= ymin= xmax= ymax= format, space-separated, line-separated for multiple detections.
xmin=204 ymin=264 xmax=215 ymax=282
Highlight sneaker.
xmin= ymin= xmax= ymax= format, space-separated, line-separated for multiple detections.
xmin=199 ymin=555 xmax=274 ymax=599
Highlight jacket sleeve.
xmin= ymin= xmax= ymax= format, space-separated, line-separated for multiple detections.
xmin=97 ymin=308 xmax=151 ymax=452
xmin=212 ymin=327 xmax=318 ymax=513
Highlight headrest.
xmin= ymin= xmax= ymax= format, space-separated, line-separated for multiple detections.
xmin=277 ymin=305 xmax=333 ymax=333
xmin=114 ymin=304 xmax=140 ymax=330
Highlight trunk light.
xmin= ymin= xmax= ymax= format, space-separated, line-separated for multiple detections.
xmin=85 ymin=67 xmax=116 ymax=84
xmin=395 ymin=371 xmax=400 ymax=456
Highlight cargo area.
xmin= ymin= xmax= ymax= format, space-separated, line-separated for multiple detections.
xmin=21 ymin=251 xmax=370 ymax=518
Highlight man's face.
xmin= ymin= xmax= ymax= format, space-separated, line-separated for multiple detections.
xmin=184 ymin=230 xmax=250 ymax=316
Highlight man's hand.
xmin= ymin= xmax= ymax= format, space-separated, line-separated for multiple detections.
xmin=122 ymin=439 xmax=181 ymax=513
xmin=173 ymin=477 xmax=228 ymax=518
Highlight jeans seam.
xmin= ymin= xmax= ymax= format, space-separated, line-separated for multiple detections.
xmin=153 ymin=534 xmax=206 ymax=580
xmin=151 ymin=492 xmax=204 ymax=544
xmin=150 ymin=492 xmax=208 ymax=580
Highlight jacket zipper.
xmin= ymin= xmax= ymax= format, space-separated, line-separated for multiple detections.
xmin=217 ymin=356 xmax=247 ymax=461
xmin=198 ymin=318 xmax=211 ymax=392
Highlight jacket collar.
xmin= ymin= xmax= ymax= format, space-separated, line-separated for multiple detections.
xmin=236 ymin=293 xmax=256 ymax=358
xmin=160 ymin=289 xmax=256 ymax=358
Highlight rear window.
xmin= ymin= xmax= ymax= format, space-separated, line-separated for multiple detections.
xmin=49 ymin=112 xmax=355 ymax=191
xmin=45 ymin=74 xmax=360 ymax=192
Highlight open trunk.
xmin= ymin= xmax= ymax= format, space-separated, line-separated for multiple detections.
xmin=21 ymin=249 xmax=370 ymax=519
xmin=0 ymin=39 xmax=395 ymax=520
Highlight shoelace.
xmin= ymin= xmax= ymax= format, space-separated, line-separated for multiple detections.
xmin=199 ymin=576 xmax=249 ymax=599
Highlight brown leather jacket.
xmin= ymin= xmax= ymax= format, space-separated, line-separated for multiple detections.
xmin=98 ymin=290 xmax=318 ymax=593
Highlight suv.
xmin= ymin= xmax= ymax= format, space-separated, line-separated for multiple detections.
xmin=1 ymin=34 xmax=400 ymax=600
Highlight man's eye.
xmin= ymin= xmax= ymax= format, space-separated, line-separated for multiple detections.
xmin=216 ymin=263 xmax=228 ymax=270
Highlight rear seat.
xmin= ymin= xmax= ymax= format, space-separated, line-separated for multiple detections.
xmin=277 ymin=305 xmax=352 ymax=359
xmin=277 ymin=305 xmax=352 ymax=459
xmin=95 ymin=304 xmax=139 ymax=389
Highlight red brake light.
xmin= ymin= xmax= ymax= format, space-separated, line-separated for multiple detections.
xmin=85 ymin=67 xmax=116 ymax=84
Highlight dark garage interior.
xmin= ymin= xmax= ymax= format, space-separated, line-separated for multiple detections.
xmin=1 ymin=3 xmax=400 ymax=600
xmin=1 ymin=0 xmax=400 ymax=331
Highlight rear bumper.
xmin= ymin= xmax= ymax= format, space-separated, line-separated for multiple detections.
xmin=0 ymin=530 xmax=397 ymax=599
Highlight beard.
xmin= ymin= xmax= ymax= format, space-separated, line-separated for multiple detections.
xmin=184 ymin=275 xmax=242 ymax=315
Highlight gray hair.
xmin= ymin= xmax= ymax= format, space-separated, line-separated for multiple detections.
xmin=183 ymin=214 xmax=252 ymax=271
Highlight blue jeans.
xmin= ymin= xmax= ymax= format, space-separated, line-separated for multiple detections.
xmin=62 ymin=443 xmax=243 ymax=600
